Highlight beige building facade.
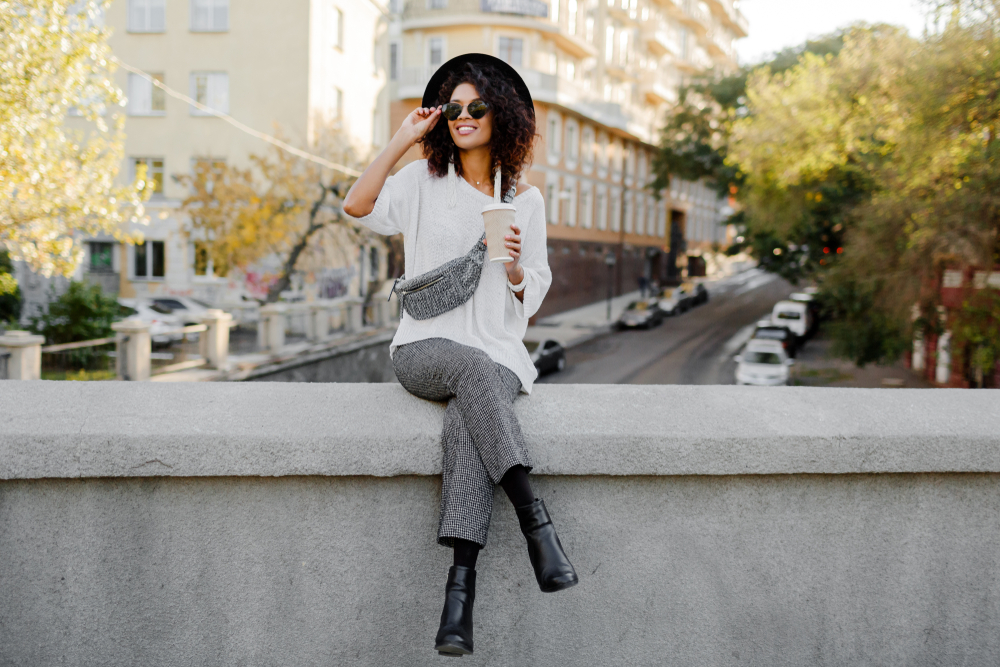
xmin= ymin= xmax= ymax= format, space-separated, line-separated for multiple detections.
xmin=386 ymin=0 xmax=745 ymax=314
xmin=66 ymin=0 xmax=392 ymax=310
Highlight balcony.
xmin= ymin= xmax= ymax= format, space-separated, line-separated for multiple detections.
xmin=641 ymin=21 xmax=678 ymax=58
xmin=640 ymin=69 xmax=678 ymax=105
xmin=703 ymin=0 xmax=747 ymax=37
xmin=676 ymin=0 xmax=710 ymax=35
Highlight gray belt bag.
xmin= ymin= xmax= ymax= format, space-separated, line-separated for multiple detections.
xmin=390 ymin=179 xmax=516 ymax=321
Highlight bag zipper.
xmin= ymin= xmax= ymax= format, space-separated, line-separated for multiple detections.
xmin=399 ymin=275 xmax=444 ymax=296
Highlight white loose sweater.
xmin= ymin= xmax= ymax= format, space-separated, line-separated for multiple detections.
xmin=353 ymin=160 xmax=552 ymax=393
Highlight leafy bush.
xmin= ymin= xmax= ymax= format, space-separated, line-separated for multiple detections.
xmin=30 ymin=281 xmax=123 ymax=369
xmin=0 ymin=250 xmax=22 ymax=325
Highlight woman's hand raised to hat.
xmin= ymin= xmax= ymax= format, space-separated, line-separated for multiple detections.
xmin=401 ymin=106 xmax=442 ymax=144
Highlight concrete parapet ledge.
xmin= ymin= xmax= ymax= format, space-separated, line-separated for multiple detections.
xmin=2 ymin=382 xmax=998 ymax=480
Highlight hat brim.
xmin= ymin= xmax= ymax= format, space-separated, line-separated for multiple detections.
xmin=421 ymin=53 xmax=534 ymax=118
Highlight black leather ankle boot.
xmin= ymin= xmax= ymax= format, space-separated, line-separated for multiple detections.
xmin=515 ymin=499 xmax=579 ymax=593
xmin=434 ymin=566 xmax=475 ymax=657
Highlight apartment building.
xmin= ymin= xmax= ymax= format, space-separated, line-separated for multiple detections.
xmin=386 ymin=0 xmax=745 ymax=315
xmin=58 ymin=0 xmax=391 ymax=311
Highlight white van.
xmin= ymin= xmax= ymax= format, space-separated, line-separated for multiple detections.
xmin=771 ymin=300 xmax=811 ymax=339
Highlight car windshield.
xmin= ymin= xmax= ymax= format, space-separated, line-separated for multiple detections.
xmin=626 ymin=302 xmax=648 ymax=311
xmin=755 ymin=329 xmax=787 ymax=340
xmin=191 ymin=298 xmax=213 ymax=309
xmin=776 ymin=311 xmax=801 ymax=320
xmin=524 ymin=341 xmax=540 ymax=353
xmin=155 ymin=299 xmax=187 ymax=310
xmin=149 ymin=303 xmax=173 ymax=315
xmin=118 ymin=305 xmax=137 ymax=318
xmin=745 ymin=351 xmax=783 ymax=364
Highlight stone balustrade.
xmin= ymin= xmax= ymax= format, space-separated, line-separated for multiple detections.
xmin=1 ymin=382 xmax=998 ymax=665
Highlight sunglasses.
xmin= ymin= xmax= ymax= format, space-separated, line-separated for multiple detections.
xmin=441 ymin=99 xmax=490 ymax=121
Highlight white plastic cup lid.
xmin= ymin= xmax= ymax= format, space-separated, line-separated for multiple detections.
xmin=481 ymin=203 xmax=516 ymax=213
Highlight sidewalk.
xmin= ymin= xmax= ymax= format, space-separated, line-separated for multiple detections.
xmin=524 ymin=290 xmax=643 ymax=348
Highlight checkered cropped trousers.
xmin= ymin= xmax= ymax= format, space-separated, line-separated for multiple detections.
xmin=392 ymin=337 xmax=533 ymax=548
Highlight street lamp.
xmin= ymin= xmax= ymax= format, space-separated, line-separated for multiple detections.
xmin=604 ymin=251 xmax=617 ymax=321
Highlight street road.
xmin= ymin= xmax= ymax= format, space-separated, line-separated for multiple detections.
xmin=538 ymin=269 xmax=795 ymax=385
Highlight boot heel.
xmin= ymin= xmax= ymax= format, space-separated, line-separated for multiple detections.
xmin=434 ymin=566 xmax=475 ymax=656
xmin=515 ymin=499 xmax=579 ymax=593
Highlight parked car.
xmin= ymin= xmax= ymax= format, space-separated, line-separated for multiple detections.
xmin=771 ymin=300 xmax=812 ymax=341
xmin=752 ymin=319 xmax=798 ymax=358
xmin=524 ymin=339 xmax=566 ymax=375
xmin=146 ymin=296 xmax=216 ymax=325
xmin=690 ymin=282 xmax=709 ymax=306
xmin=657 ymin=286 xmax=693 ymax=315
xmin=116 ymin=299 xmax=184 ymax=344
xmin=735 ymin=339 xmax=794 ymax=386
xmin=617 ymin=300 xmax=665 ymax=329
xmin=789 ymin=292 xmax=821 ymax=335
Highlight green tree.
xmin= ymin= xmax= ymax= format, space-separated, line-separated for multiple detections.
xmin=1 ymin=1 xmax=146 ymax=277
xmin=29 ymin=280 xmax=120 ymax=344
xmin=0 ymin=249 xmax=22 ymax=324
xmin=722 ymin=8 xmax=1000 ymax=366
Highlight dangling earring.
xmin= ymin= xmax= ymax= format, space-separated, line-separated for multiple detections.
xmin=447 ymin=161 xmax=457 ymax=208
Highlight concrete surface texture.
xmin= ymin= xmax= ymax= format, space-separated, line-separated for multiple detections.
xmin=2 ymin=382 xmax=1000 ymax=666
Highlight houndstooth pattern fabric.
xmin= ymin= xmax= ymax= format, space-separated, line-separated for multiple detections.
xmin=392 ymin=337 xmax=532 ymax=548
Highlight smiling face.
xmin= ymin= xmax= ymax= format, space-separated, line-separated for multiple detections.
xmin=447 ymin=83 xmax=493 ymax=151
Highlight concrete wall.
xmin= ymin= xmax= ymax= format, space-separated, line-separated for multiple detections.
xmin=2 ymin=382 xmax=1000 ymax=666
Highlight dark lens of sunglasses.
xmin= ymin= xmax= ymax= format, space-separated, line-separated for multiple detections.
xmin=467 ymin=101 xmax=489 ymax=119
xmin=441 ymin=103 xmax=463 ymax=121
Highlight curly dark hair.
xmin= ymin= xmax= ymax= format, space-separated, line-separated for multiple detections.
xmin=419 ymin=62 xmax=537 ymax=195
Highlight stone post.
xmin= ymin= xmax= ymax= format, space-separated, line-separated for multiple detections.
xmin=111 ymin=319 xmax=151 ymax=381
xmin=259 ymin=304 xmax=287 ymax=354
xmin=200 ymin=310 xmax=233 ymax=370
xmin=935 ymin=331 xmax=951 ymax=385
xmin=0 ymin=330 xmax=45 ymax=380
xmin=309 ymin=302 xmax=332 ymax=342
xmin=343 ymin=298 xmax=364 ymax=333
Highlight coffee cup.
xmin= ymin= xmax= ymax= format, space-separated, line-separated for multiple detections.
xmin=481 ymin=203 xmax=517 ymax=263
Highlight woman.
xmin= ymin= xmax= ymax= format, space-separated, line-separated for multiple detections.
xmin=343 ymin=54 xmax=578 ymax=657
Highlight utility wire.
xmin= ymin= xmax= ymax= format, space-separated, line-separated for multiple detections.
xmin=110 ymin=56 xmax=364 ymax=178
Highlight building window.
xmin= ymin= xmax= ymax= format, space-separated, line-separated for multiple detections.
xmin=333 ymin=7 xmax=344 ymax=50
xmin=546 ymin=112 xmax=561 ymax=163
xmin=636 ymin=196 xmax=645 ymax=235
xmin=128 ymin=0 xmax=165 ymax=32
xmin=389 ymin=0 xmax=402 ymax=12
xmin=389 ymin=42 xmax=400 ymax=80
xmin=429 ymin=0 xmax=446 ymax=8
xmin=580 ymin=183 xmax=593 ymax=229
xmin=428 ymin=37 xmax=445 ymax=67
xmin=551 ymin=0 xmax=559 ymax=23
xmin=89 ymin=242 xmax=114 ymax=273
xmin=191 ymin=0 xmax=228 ymax=32
xmin=546 ymin=179 xmax=559 ymax=224
xmin=563 ymin=180 xmax=576 ymax=226
xmin=565 ymin=121 xmax=579 ymax=165
xmin=581 ymin=126 xmax=595 ymax=172
xmin=596 ymin=188 xmax=607 ymax=230
xmin=193 ymin=241 xmax=211 ymax=276
xmin=610 ymin=189 xmax=621 ymax=232
xmin=335 ymin=87 xmax=344 ymax=120
xmin=567 ymin=0 xmax=578 ymax=35
xmin=127 ymin=73 xmax=166 ymax=116
xmin=190 ymin=72 xmax=229 ymax=115
xmin=585 ymin=15 xmax=594 ymax=43
xmin=498 ymin=37 xmax=523 ymax=67
xmin=605 ymin=26 xmax=614 ymax=61
xmin=134 ymin=241 xmax=166 ymax=279
xmin=597 ymin=133 xmax=609 ymax=176
xmin=132 ymin=157 xmax=164 ymax=197
xmin=624 ymin=193 xmax=634 ymax=233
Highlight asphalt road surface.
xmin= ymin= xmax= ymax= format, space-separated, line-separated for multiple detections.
xmin=538 ymin=269 xmax=796 ymax=385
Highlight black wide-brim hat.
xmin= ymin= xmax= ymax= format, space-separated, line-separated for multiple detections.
xmin=421 ymin=53 xmax=534 ymax=119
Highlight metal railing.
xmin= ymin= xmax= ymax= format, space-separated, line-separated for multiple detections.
xmin=150 ymin=324 xmax=209 ymax=376
xmin=41 ymin=337 xmax=118 ymax=381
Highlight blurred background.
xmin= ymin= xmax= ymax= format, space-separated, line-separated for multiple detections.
xmin=1 ymin=0 xmax=996 ymax=388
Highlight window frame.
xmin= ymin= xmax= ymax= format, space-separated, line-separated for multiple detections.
xmin=127 ymin=72 xmax=166 ymax=116
xmin=426 ymin=36 xmax=446 ymax=68
xmin=189 ymin=71 xmax=230 ymax=116
xmin=132 ymin=240 xmax=166 ymax=280
xmin=190 ymin=0 xmax=229 ymax=32
xmin=497 ymin=36 xmax=524 ymax=67
xmin=127 ymin=0 xmax=166 ymax=33
xmin=131 ymin=157 xmax=165 ymax=198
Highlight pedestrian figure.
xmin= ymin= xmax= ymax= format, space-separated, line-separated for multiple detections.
xmin=344 ymin=53 xmax=578 ymax=658
xmin=638 ymin=274 xmax=649 ymax=298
